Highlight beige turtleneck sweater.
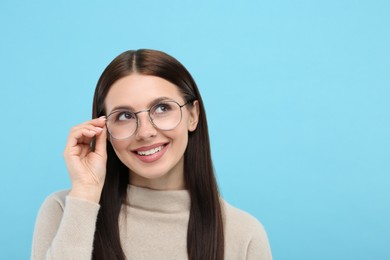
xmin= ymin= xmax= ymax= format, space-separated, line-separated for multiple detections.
xmin=31 ymin=185 xmax=272 ymax=259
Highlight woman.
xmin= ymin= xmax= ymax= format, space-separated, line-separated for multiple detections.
xmin=32 ymin=49 xmax=272 ymax=260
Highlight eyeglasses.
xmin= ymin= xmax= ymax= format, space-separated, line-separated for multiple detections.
xmin=106 ymin=100 xmax=190 ymax=140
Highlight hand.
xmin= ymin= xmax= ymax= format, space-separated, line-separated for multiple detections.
xmin=64 ymin=116 xmax=108 ymax=203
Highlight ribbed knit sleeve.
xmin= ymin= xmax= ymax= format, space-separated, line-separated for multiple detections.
xmin=31 ymin=190 xmax=100 ymax=260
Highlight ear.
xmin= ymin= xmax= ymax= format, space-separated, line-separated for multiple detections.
xmin=187 ymin=100 xmax=200 ymax=132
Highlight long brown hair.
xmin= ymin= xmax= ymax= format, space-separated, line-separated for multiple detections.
xmin=91 ymin=49 xmax=224 ymax=259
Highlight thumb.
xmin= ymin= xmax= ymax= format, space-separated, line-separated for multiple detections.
xmin=94 ymin=125 xmax=107 ymax=158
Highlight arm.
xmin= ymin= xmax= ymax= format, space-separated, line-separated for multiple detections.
xmin=31 ymin=117 xmax=108 ymax=259
xmin=31 ymin=194 xmax=100 ymax=260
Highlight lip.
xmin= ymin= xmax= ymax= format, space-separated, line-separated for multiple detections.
xmin=132 ymin=142 xmax=169 ymax=163
xmin=132 ymin=142 xmax=168 ymax=152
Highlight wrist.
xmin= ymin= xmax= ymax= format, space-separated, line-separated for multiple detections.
xmin=69 ymin=185 xmax=103 ymax=203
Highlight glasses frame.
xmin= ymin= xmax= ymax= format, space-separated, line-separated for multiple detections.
xmin=105 ymin=100 xmax=191 ymax=140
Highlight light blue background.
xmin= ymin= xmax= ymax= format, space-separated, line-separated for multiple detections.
xmin=0 ymin=0 xmax=389 ymax=259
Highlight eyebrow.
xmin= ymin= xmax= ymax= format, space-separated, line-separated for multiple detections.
xmin=108 ymin=96 xmax=175 ymax=114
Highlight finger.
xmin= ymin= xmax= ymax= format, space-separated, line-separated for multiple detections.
xmin=69 ymin=116 xmax=106 ymax=134
xmin=76 ymin=117 xmax=107 ymax=145
xmin=65 ymin=127 xmax=102 ymax=156
xmin=89 ymin=116 xmax=107 ymax=127
xmin=64 ymin=117 xmax=107 ymax=155
xmin=71 ymin=116 xmax=107 ymax=132
xmin=94 ymin=125 xmax=107 ymax=158
xmin=69 ymin=127 xmax=101 ymax=145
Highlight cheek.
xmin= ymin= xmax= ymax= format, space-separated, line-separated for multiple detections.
xmin=172 ymin=127 xmax=189 ymax=150
xmin=110 ymin=139 xmax=131 ymax=158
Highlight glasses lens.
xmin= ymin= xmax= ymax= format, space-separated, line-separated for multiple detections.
xmin=106 ymin=110 xmax=137 ymax=139
xmin=150 ymin=101 xmax=182 ymax=130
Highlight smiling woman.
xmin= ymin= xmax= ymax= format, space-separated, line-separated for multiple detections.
xmin=31 ymin=49 xmax=272 ymax=260
xmin=104 ymin=74 xmax=197 ymax=189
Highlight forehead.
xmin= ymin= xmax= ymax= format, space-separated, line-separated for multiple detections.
xmin=105 ymin=74 xmax=183 ymax=112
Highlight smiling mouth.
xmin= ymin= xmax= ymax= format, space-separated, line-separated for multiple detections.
xmin=136 ymin=145 xmax=166 ymax=156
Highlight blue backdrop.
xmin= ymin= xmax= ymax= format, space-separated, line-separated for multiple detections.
xmin=0 ymin=1 xmax=389 ymax=259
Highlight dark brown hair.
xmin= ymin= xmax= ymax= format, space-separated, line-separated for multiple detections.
xmin=91 ymin=49 xmax=224 ymax=259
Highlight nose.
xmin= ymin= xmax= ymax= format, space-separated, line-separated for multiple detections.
xmin=135 ymin=112 xmax=157 ymax=140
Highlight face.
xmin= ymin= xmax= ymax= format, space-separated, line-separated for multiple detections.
xmin=104 ymin=74 xmax=199 ymax=190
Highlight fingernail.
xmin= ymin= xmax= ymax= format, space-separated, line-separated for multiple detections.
xmin=98 ymin=116 xmax=106 ymax=121
xmin=95 ymin=127 xmax=103 ymax=132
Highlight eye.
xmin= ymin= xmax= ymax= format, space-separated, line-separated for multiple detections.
xmin=153 ymin=102 xmax=173 ymax=114
xmin=116 ymin=111 xmax=136 ymax=121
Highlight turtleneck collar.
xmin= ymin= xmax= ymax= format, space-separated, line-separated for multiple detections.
xmin=126 ymin=185 xmax=191 ymax=213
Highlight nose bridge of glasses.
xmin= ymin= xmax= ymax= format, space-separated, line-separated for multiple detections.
xmin=134 ymin=109 xmax=154 ymax=128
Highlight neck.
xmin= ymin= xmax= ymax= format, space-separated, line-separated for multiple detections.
xmin=127 ymin=185 xmax=190 ymax=213
xmin=130 ymin=178 xmax=185 ymax=190
xmin=129 ymin=172 xmax=185 ymax=190
xmin=129 ymin=157 xmax=186 ymax=190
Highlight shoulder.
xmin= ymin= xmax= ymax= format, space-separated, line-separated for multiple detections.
xmin=222 ymin=200 xmax=273 ymax=259
xmin=41 ymin=190 xmax=70 ymax=210
xmin=222 ymin=200 xmax=267 ymax=238
xmin=36 ymin=190 xmax=70 ymax=218
xmin=32 ymin=189 xmax=100 ymax=259
xmin=32 ymin=190 xmax=71 ymax=256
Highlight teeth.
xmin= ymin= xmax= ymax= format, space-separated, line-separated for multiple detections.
xmin=137 ymin=145 xmax=164 ymax=156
